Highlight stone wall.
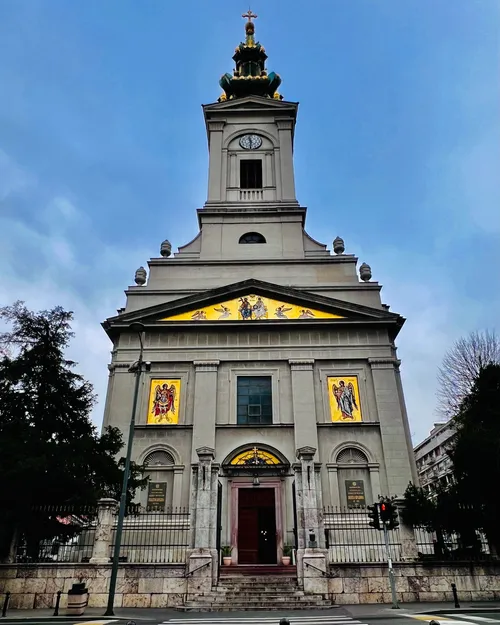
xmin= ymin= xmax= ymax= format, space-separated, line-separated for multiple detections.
xmin=328 ymin=563 xmax=500 ymax=604
xmin=0 ymin=564 xmax=187 ymax=610
xmin=1 ymin=562 xmax=499 ymax=610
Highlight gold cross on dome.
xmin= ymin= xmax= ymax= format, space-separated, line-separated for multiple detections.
xmin=252 ymin=446 xmax=259 ymax=463
xmin=242 ymin=9 xmax=257 ymax=22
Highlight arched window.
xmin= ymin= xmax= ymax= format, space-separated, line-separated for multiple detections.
xmin=239 ymin=232 xmax=266 ymax=244
xmin=336 ymin=448 xmax=368 ymax=464
xmin=144 ymin=450 xmax=175 ymax=467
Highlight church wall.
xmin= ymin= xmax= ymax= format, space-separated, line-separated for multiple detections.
xmin=143 ymin=259 xmax=362 ymax=295
xmin=122 ymin=284 xmax=385 ymax=313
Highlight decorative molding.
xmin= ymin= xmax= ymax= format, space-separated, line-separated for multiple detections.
xmin=368 ymin=357 xmax=401 ymax=370
xmin=276 ymin=119 xmax=293 ymax=131
xmin=207 ymin=121 xmax=226 ymax=131
xmin=194 ymin=360 xmax=220 ymax=372
xmin=289 ymin=359 xmax=314 ymax=371
xmin=108 ymin=362 xmax=132 ymax=373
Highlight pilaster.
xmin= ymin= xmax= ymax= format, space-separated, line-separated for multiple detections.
xmin=276 ymin=118 xmax=296 ymax=201
xmin=289 ymin=359 xmax=318 ymax=453
xmin=191 ymin=360 xmax=219 ymax=463
xmin=207 ymin=121 xmax=226 ymax=202
xmin=369 ymin=358 xmax=414 ymax=497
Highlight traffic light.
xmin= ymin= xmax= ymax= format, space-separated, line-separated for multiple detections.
xmin=367 ymin=503 xmax=381 ymax=530
xmin=379 ymin=499 xmax=400 ymax=530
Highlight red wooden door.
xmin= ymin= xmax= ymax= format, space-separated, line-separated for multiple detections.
xmin=238 ymin=488 xmax=276 ymax=564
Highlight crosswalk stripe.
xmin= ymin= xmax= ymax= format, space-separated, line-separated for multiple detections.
xmin=444 ymin=617 xmax=500 ymax=623
xmin=165 ymin=619 xmax=362 ymax=624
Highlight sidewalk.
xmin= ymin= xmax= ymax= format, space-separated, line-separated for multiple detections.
xmin=344 ymin=602 xmax=500 ymax=619
xmin=2 ymin=602 xmax=500 ymax=620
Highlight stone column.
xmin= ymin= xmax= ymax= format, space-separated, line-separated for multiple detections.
xmin=172 ymin=467 xmax=184 ymax=509
xmin=289 ymin=359 xmax=319 ymax=452
xmin=207 ymin=121 xmax=225 ymax=202
xmin=276 ymin=119 xmax=296 ymax=201
xmin=191 ymin=360 xmax=219 ymax=462
xmin=294 ymin=447 xmax=329 ymax=593
xmin=89 ymin=498 xmax=118 ymax=564
xmin=395 ymin=498 xmax=418 ymax=561
xmin=187 ymin=447 xmax=220 ymax=592
xmin=369 ymin=358 xmax=415 ymax=497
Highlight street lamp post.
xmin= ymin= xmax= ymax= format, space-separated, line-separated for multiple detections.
xmin=104 ymin=322 xmax=146 ymax=616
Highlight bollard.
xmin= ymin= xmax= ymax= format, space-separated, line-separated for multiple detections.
xmin=451 ymin=582 xmax=460 ymax=608
xmin=2 ymin=592 xmax=10 ymax=618
xmin=53 ymin=590 xmax=62 ymax=616
xmin=280 ymin=619 xmax=291 ymax=625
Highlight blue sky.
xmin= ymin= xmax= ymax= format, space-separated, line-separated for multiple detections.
xmin=1 ymin=0 xmax=499 ymax=444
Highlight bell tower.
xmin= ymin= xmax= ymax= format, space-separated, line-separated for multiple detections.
xmin=203 ymin=11 xmax=299 ymax=208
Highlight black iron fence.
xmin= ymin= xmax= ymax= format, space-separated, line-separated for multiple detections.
xmin=414 ymin=526 xmax=492 ymax=561
xmin=324 ymin=506 xmax=401 ymax=563
xmin=110 ymin=506 xmax=190 ymax=564
xmin=15 ymin=505 xmax=97 ymax=563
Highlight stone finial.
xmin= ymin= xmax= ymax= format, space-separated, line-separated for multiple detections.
xmin=134 ymin=266 xmax=147 ymax=286
xmin=333 ymin=236 xmax=345 ymax=255
xmin=160 ymin=239 xmax=172 ymax=257
xmin=359 ymin=262 xmax=372 ymax=282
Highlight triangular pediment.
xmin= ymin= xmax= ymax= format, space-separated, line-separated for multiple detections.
xmin=103 ymin=280 xmax=404 ymax=336
xmin=203 ymin=96 xmax=298 ymax=113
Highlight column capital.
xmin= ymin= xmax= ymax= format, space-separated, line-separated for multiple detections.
xmin=276 ymin=119 xmax=294 ymax=131
xmin=196 ymin=446 xmax=215 ymax=461
xmin=194 ymin=360 xmax=220 ymax=372
xmin=368 ymin=357 xmax=401 ymax=370
xmin=296 ymin=446 xmax=316 ymax=461
xmin=289 ymin=359 xmax=314 ymax=371
xmin=207 ymin=121 xmax=225 ymax=131
xmin=326 ymin=463 xmax=339 ymax=473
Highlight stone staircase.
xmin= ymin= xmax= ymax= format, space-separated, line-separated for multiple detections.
xmin=181 ymin=566 xmax=335 ymax=612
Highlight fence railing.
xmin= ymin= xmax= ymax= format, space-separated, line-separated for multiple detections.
xmin=15 ymin=505 xmax=97 ymax=563
xmin=324 ymin=506 xmax=401 ymax=563
xmin=110 ymin=507 xmax=190 ymax=564
xmin=414 ymin=526 xmax=492 ymax=561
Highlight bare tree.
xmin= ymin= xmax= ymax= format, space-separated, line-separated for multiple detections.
xmin=437 ymin=329 xmax=500 ymax=419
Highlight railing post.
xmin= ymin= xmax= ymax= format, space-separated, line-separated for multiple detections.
xmin=89 ymin=498 xmax=118 ymax=564
xmin=2 ymin=592 xmax=10 ymax=617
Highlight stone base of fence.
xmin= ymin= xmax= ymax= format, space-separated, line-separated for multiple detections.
xmin=329 ymin=562 xmax=500 ymax=604
xmin=0 ymin=563 xmax=187 ymax=610
xmin=1 ymin=561 xmax=500 ymax=609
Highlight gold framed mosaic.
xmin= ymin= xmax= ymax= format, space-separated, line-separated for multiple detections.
xmin=147 ymin=379 xmax=181 ymax=425
xmin=327 ymin=376 xmax=362 ymax=422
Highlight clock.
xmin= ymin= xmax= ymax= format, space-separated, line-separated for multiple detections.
xmin=239 ymin=134 xmax=262 ymax=150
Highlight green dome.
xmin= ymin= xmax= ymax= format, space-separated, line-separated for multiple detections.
xmin=218 ymin=11 xmax=283 ymax=102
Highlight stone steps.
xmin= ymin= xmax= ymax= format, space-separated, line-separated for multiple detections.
xmin=180 ymin=573 xmax=335 ymax=612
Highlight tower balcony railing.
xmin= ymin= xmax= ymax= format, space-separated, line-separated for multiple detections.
xmin=239 ymin=188 xmax=264 ymax=201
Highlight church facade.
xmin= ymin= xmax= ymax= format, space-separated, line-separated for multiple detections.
xmin=102 ymin=13 xmax=417 ymax=580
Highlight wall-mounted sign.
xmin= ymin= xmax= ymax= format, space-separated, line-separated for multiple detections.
xmin=345 ymin=480 xmax=366 ymax=508
xmin=147 ymin=482 xmax=167 ymax=511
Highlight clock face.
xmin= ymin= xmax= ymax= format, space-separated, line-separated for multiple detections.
xmin=239 ymin=134 xmax=262 ymax=150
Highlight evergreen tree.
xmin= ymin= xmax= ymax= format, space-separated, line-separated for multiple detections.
xmin=449 ymin=363 xmax=500 ymax=552
xmin=0 ymin=302 xmax=145 ymax=560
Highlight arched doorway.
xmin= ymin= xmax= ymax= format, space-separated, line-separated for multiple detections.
xmin=222 ymin=445 xmax=290 ymax=565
